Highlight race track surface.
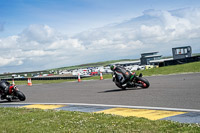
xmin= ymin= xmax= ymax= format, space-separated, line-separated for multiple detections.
xmin=2 ymin=73 xmax=200 ymax=110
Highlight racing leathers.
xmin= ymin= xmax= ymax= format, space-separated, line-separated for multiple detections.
xmin=112 ymin=66 xmax=132 ymax=86
xmin=0 ymin=81 xmax=10 ymax=98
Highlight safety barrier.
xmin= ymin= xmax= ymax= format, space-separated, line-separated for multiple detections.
xmin=159 ymin=55 xmax=200 ymax=67
xmin=1 ymin=76 xmax=88 ymax=81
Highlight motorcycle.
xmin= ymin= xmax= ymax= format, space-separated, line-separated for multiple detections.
xmin=0 ymin=82 xmax=26 ymax=102
xmin=112 ymin=72 xmax=150 ymax=90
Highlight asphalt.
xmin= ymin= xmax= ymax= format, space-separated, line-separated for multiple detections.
xmin=1 ymin=73 xmax=200 ymax=124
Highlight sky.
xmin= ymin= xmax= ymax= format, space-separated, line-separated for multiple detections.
xmin=0 ymin=0 xmax=200 ymax=73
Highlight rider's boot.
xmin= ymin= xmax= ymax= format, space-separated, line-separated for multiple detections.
xmin=6 ymin=95 xmax=12 ymax=100
xmin=127 ymin=81 xmax=134 ymax=86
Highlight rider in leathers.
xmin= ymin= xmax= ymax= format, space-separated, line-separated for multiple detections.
xmin=110 ymin=65 xmax=132 ymax=87
xmin=0 ymin=81 xmax=10 ymax=99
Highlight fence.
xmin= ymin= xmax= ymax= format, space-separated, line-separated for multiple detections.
xmin=1 ymin=76 xmax=88 ymax=81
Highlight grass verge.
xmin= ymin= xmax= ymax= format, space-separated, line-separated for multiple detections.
xmin=13 ymin=79 xmax=76 ymax=85
xmin=134 ymin=61 xmax=200 ymax=76
xmin=0 ymin=107 xmax=199 ymax=132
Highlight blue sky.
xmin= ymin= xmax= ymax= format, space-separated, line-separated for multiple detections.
xmin=0 ymin=0 xmax=200 ymax=73
xmin=1 ymin=0 xmax=199 ymax=36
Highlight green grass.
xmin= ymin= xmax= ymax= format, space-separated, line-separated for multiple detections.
xmin=135 ymin=61 xmax=200 ymax=76
xmin=83 ymin=74 xmax=112 ymax=80
xmin=13 ymin=79 xmax=76 ymax=85
xmin=0 ymin=107 xmax=199 ymax=132
xmin=13 ymin=75 xmax=113 ymax=85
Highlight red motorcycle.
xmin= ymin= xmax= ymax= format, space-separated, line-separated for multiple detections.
xmin=0 ymin=82 xmax=26 ymax=102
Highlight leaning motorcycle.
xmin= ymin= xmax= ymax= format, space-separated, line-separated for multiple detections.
xmin=112 ymin=72 xmax=150 ymax=90
xmin=0 ymin=83 xmax=26 ymax=102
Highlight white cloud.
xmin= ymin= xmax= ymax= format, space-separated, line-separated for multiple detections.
xmin=49 ymin=38 xmax=85 ymax=50
xmin=0 ymin=7 xmax=200 ymax=73
xmin=23 ymin=50 xmax=53 ymax=57
xmin=0 ymin=36 xmax=19 ymax=49
xmin=20 ymin=24 xmax=55 ymax=43
xmin=0 ymin=57 xmax=23 ymax=67
xmin=140 ymin=25 xmax=163 ymax=37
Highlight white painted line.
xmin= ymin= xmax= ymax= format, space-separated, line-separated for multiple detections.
xmin=1 ymin=103 xmax=200 ymax=112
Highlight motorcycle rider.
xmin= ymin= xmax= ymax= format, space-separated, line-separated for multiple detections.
xmin=0 ymin=81 xmax=10 ymax=99
xmin=110 ymin=65 xmax=133 ymax=87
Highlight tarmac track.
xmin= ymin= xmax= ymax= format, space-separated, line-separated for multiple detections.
xmin=1 ymin=73 xmax=199 ymax=110
xmin=1 ymin=73 xmax=200 ymax=124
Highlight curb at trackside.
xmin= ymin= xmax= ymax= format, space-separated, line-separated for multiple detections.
xmin=1 ymin=103 xmax=200 ymax=124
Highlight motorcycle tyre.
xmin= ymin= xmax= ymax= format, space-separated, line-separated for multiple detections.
xmin=136 ymin=77 xmax=150 ymax=88
xmin=115 ymin=82 xmax=126 ymax=90
xmin=15 ymin=91 xmax=26 ymax=101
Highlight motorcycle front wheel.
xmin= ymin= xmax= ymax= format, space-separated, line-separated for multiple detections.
xmin=15 ymin=91 xmax=26 ymax=101
xmin=115 ymin=82 xmax=126 ymax=90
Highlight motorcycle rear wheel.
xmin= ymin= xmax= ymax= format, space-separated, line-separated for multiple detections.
xmin=136 ymin=77 xmax=150 ymax=88
xmin=115 ymin=82 xmax=126 ymax=90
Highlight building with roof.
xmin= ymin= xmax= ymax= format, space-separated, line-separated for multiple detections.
xmin=109 ymin=46 xmax=198 ymax=68
xmin=140 ymin=52 xmax=162 ymax=65
xmin=110 ymin=60 xmax=140 ymax=67
xmin=150 ymin=46 xmax=199 ymax=67
xmin=172 ymin=46 xmax=192 ymax=60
